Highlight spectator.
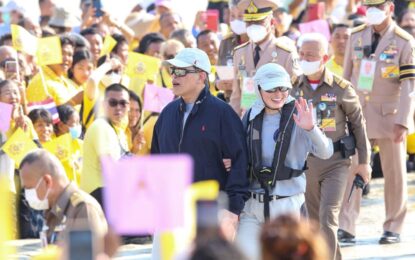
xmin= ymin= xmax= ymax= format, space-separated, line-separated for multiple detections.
xmin=135 ymin=32 xmax=166 ymax=59
xmin=48 ymin=6 xmax=81 ymax=34
xmin=26 ymin=36 xmax=81 ymax=106
xmin=261 ymin=214 xmax=329 ymax=260
xmin=398 ymin=8 xmax=415 ymax=28
xmin=159 ymin=12 xmax=183 ymax=39
xmin=157 ymin=39 xmax=184 ymax=88
xmin=19 ymin=149 xmax=108 ymax=245
xmin=81 ymin=84 xmax=130 ymax=207
xmin=81 ymin=27 xmax=103 ymax=66
xmin=111 ymin=33 xmax=129 ymax=66
xmin=28 ymin=108 xmax=54 ymax=145
xmin=68 ymin=50 xmax=94 ymax=88
xmin=171 ymin=28 xmax=196 ymax=48
xmin=327 ymin=24 xmax=350 ymax=77
xmin=55 ymin=104 xmax=83 ymax=185
xmin=126 ymin=90 xmax=145 ymax=154
xmin=197 ymin=30 xmax=219 ymax=66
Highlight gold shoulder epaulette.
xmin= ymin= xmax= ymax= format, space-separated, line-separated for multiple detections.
xmin=351 ymin=24 xmax=367 ymax=34
xmin=395 ymin=27 xmax=413 ymax=41
xmin=291 ymin=75 xmax=299 ymax=85
xmin=70 ymin=192 xmax=84 ymax=207
xmin=275 ymin=41 xmax=293 ymax=53
xmin=233 ymin=41 xmax=249 ymax=52
xmin=333 ymin=75 xmax=350 ymax=89
xmin=223 ymin=33 xmax=234 ymax=40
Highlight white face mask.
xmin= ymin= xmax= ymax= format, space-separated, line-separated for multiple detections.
xmin=300 ymin=60 xmax=322 ymax=76
xmin=25 ymin=178 xmax=50 ymax=211
xmin=230 ymin=19 xmax=247 ymax=35
xmin=366 ymin=7 xmax=387 ymax=25
xmin=246 ymin=24 xmax=268 ymax=43
xmin=101 ymin=73 xmax=122 ymax=87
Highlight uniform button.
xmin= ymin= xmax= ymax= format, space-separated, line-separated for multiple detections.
xmin=365 ymin=96 xmax=370 ymax=101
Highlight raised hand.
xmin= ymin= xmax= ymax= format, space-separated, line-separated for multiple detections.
xmin=293 ymin=97 xmax=314 ymax=131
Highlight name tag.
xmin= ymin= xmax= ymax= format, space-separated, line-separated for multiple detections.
xmin=357 ymin=59 xmax=376 ymax=92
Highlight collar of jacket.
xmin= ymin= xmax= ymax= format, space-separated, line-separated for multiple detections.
xmin=297 ymin=68 xmax=334 ymax=89
xmin=179 ymin=86 xmax=210 ymax=115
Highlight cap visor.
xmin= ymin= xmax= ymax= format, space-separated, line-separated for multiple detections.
xmin=260 ymin=81 xmax=292 ymax=91
xmin=165 ymin=58 xmax=193 ymax=68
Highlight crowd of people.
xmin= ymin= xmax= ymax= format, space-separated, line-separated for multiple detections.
xmin=1 ymin=0 xmax=415 ymax=259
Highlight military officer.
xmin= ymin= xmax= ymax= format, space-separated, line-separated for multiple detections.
xmin=293 ymin=33 xmax=371 ymax=260
xmin=19 ymin=149 xmax=108 ymax=245
xmin=229 ymin=0 xmax=302 ymax=115
xmin=339 ymin=0 xmax=415 ymax=244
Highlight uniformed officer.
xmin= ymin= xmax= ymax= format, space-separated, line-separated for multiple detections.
xmin=229 ymin=0 xmax=302 ymax=115
xmin=293 ymin=33 xmax=371 ymax=260
xmin=19 ymin=149 xmax=108 ymax=245
xmin=339 ymin=0 xmax=415 ymax=245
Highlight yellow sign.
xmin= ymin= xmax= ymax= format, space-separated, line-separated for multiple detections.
xmin=100 ymin=35 xmax=117 ymax=57
xmin=11 ymin=24 xmax=38 ymax=56
xmin=2 ymin=128 xmax=38 ymax=167
xmin=43 ymin=134 xmax=72 ymax=162
xmin=126 ymin=52 xmax=161 ymax=81
xmin=36 ymin=36 xmax=63 ymax=66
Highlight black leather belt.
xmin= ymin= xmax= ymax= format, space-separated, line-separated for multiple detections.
xmin=251 ymin=192 xmax=289 ymax=203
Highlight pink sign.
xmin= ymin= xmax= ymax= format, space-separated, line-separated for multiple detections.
xmin=299 ymin=19 xmax=331 ymax=41
xmin=0 ymin=102 xmax=13 ymax=133
xmin=143 ymin=84 xmax=175 ymax=113
xmin=101 ymin=155 xmax=193 ymax=235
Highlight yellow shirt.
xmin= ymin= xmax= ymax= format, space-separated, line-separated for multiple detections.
xmin=80 ymin=118 xmax=128 ymax=193
xmin=27 ymin=66 xmax=81 ymax=105
xmin=62 ymin=138 xmax=83 ymax=186
xmin=326 ymin=57 xmax=344 ymax=78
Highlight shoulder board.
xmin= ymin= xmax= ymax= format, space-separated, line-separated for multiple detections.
xmin=333 ymin=75 xmax=350 ymax=89
xmin=233 ymin=41 xmax=249 ymax=52
xmin=70 ymin=192 xmax=84 ymax=207
xmin=275 ymin=41 xmax=293 ymax=53
xmin=351 ymin=24 xmax=367 ymax=34
xmin=223 ymin=33 xmax=234 ymax=40
xmin=395 ymin=27 xmax=413 ymax=41
xmin=291 ymin=75 xmax=299 ymax=85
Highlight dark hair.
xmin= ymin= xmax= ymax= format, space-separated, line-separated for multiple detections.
xmin=57 ymin=104 xmax=76 ymax=124
xmin=196 ymin=30 xmax=214 ymax=46
xmin=331 ymin=23 xmax=349 ymax=34
xmin=0 ymin=79 xmax=15 ymax=94
xmin=170 ymin=28 xmax=193 ymax=46
xmin=159 ymin=12 xmax=182 ymax=24
xmin=105 ymin=83 xmax=130 ymax=97
xmin=111 ymin=33 xmax=128 ymax=55
xmin=190 ymin=236 xmax=248 ymax=260
xmin=60 ymin=35 xmax=75 ymax=47
xmin=135 ymin=33 xmax=165 ymax=54
xmin=398 ymin=8 xmax=415 ymax=26
xmin=80 ymin=27 xmax=101 ymax=38
xmin=28 ymin=108 xmax=53 ymax=125
xmin=68 ymin=50 xmax=93 ymax=79
xmin=129 ymin=90 xmax=142 ymax=110
xmin=68 ymin=33 xmax=89 ymax=50
xmin=0 ymin=33 xmax=12 ymax=46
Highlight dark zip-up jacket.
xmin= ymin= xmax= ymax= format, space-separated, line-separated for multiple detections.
xmin=151 ymin=87 xmax=249 ymax=215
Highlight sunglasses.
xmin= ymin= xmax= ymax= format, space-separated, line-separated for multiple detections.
xmin=169 ymin=67 xmax=201 ymax=77
xmin=259 ymin=85 xmax=290 ymax=93
xmin=108 ymin=99 xmax=129 ymax=108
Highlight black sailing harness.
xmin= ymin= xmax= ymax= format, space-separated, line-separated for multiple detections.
xmin=246 ymin=100 xmax=306 ymax=219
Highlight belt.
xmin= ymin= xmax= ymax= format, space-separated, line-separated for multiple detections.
xmin=251 ymin=192 xmax=288 ymax=203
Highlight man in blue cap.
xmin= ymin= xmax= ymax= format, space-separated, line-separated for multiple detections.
xmin=236 ymin=63 xmax=333 ymax=259
xmin=151 ymin=48 xmax=249 ymax=240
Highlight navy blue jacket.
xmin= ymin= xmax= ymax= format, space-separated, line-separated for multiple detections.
xmin=151 ymin=87 xmax=249 ymax=215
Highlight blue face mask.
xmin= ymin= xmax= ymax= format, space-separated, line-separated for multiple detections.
xmin=69 ymin=125 xmax=82 ymax=139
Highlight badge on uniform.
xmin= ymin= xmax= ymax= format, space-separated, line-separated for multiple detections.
xmin=357 ymin=59 xmax=376 ymax=92
xmin=321 ymin=93 xmax=337 ymax=102
xmin=381 ymin=65 xmax=399 ymax=78
xmin=317 ymin=100 xmax=336 ymax=132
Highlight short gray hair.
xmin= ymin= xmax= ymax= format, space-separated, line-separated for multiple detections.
xmin=298 ymin=33 xmax=329 ymax=54
xmin=20 ymin=149 xmax=68 ymax=180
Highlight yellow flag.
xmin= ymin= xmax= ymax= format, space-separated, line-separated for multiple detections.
xmin=11 ymin=24 xmax=38 ymax=56
xmin=189 ymin=180 xmax=220 ymax=201
xmin=0 ymin=177 xmax=15 ymax=258
xmin=43 ymin=134 xmax=72 ymax=162
xmin=161 ymin=231 xmax=175 ymax=260
xmin=126 ymin=52 xmax=161 ymax=81
xmin=36 ymin=36 xmax=63 ymax=66
xmin=100 ymin=35 xmax=117 ymax=57
xmin=2 ymin=127 xmax=38 ymax=167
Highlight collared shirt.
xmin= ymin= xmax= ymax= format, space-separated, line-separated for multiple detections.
xmin=326 ymin=56 xmax=344 ymax=77
xmin=45 ymin=183 xmax=107 ymax=243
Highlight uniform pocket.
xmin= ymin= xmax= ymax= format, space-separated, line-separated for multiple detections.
xmin=381 ymin=102 xmax=398 ymax=116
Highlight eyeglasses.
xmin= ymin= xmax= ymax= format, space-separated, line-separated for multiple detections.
xmin=169 ymin=67 xmax=201 ymax=77
xmin=108 ymin=99 xmax=129 ymax=108
xmin=259 ymin=85 xmax=290 ymax=93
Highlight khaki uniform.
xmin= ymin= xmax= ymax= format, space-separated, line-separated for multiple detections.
xmin=339 ymin=22 xmax=415 ymax=236
xmin=292 ymin=69 xmax=370 ymax=260
xmin=230 ymin=36 xmax=302 ymax=114
xmin=217 ymin=33 xmax=241 ymax=66
xmin=45 ymin=183 xmax=107 ymax=243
